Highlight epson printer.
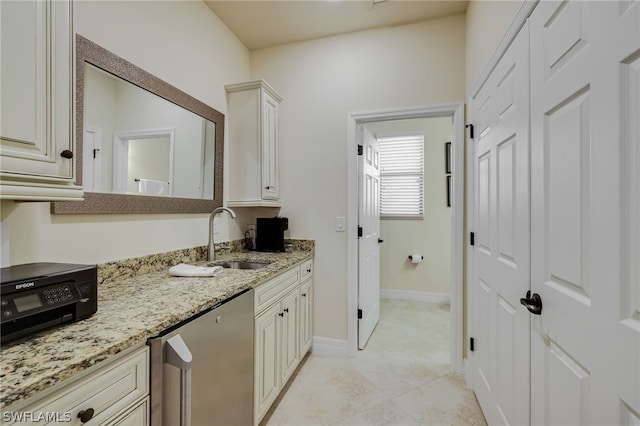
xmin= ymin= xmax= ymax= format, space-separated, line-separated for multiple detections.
xmin=1 ymin=262 xmax=98 ymax=343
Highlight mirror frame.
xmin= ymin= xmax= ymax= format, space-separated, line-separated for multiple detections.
xmin=52 ymin=35 xmax=224 ymax=214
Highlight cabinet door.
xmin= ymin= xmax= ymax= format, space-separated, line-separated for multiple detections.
xmin=261 ymin=90 xmax=279 ymax=200
xmin=0 ymin=0 xmax=74 ymax=181
xmin=299 ymin=278 xmax=313 ymax=356
xmin=254 ymin=303 xmax=281 ymax=425
xmin=280 ymin=289 xmax=299 ymax=385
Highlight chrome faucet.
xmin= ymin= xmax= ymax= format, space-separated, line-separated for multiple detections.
xmin=208 ymin=207 xmax=237 ymax=261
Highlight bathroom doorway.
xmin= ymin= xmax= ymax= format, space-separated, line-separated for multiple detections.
xmin=362 ymin=116 xmax=453 ymax=368
xmin=346 ymin=104 xmax=465 ymax=373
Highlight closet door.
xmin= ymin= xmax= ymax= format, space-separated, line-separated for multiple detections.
xmin=470 ymin=22 xmax=531 ymax=426
xmin=530 ymin=1 xmax=639 ymax=423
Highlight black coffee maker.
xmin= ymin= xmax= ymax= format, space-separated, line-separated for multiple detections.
xmin=255 ymin=217 xmax=289 ymax=252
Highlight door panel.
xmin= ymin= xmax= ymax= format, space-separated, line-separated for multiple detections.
xmin=497 ymin=136 xmax=516 ymax=265
xmin=471 ymin=21 xmax=530 ymax=426
xmin=595 ymin=0 xmax=640 ymax=422
xmin=530 ymin=2 xmax=596 ymax=422
xmin=531 ymin=1 xmax=640 ymax=423
xmin=545 ymin=88 xmax=591 ymax=305
xmin=547 ymin=340 xmax=590 ymax=426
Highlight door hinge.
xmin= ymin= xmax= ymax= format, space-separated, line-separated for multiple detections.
xmin=358 ymin=308 xmax=363 ymax=319
xmin=357 ymin=144 xmax=363 ymax=155
xmin=466 ymin=124 xmax=475 ymax=139
xmin=358 ymin=226 xmax=363 ymax=238
xmin=470 ymin=232 xmax=475 ymax=246
xmin=470 ymin=337 xmax=475 ymax=352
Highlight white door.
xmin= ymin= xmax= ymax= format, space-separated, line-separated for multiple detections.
xmin=530 ymin=1 xmax=640 ymax=424
xmin=82 ymin=127 xmax=102 ymax=192
xmin=470 ymin=21 xmax=531 ymax=426
xmin=358 ymin=126 xmax=381 ymax=349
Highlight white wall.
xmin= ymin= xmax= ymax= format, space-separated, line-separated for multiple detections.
xmin=365 ymin=117 xmax=452 ymax=295
xmin=1 ymin=1 xmax=250 ymax=265
xmin=465 ymin=0 xmax=522 ymax=94
xmin=250 ymin=14 xmax=466 ymax=341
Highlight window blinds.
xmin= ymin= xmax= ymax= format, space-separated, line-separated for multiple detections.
xmin=378 ymin=134 xmax=424 ymax=219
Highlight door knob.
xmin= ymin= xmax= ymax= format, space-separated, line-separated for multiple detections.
xmin=378 ymin=239 xmax=384 ymax=243
xmin=77 ymin=408 xmax=95 ymax=423
xmin=520 ymin=290 xmax=542 ymax=315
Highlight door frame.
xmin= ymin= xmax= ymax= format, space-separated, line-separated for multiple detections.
xmin=346 ymin=103 xmax=465 ymax=373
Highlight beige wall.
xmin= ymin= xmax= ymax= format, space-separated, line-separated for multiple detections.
xmin=365 ymin=117 xmax=452 ymax=295
xmin=250 ymin=14 xmax=466 ymax=340
xmin=1 ymin=1 xmax=251 ymax=266
xmin=465 ymin=0 xmax=522 ymax=94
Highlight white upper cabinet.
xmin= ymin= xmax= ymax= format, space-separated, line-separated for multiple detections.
xmin=0 ymin=0 xmax=82 ymax=200
xmin=225 ymin=80 xmax=282 ymax=207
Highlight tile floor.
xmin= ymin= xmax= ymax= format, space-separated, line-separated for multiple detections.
xmin=262 ymin=298 xmax=487 ymax=426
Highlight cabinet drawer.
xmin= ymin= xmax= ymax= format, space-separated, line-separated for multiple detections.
xmin=8 ymin=348 xmax=149 ymax=425
xmin=106 ymin=397 xmax=149 ymax=426
xmin=254 ymin=268 xmax=299 ymax=314
xmin=300 ymin=260 xmax=313 ymax=282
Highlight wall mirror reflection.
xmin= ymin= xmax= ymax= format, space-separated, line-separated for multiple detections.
xmin=52 ymin=35 xmax=224 ymax=214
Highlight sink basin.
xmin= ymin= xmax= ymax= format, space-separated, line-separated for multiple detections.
xmin=218 ymin=261 xmax=270 ymax=270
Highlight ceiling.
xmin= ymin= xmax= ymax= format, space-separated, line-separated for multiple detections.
xmin=204 ymin=0 xmax=469 ymax=50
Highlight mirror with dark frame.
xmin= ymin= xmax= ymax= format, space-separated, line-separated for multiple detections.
xmin=52 ymin=35 xmax=224 ymax=214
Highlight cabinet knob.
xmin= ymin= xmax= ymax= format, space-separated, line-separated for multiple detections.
xmin=302 ymin=293 xmax=307 ymax=297
xmin=265 ymin=186 xmax=271 ymax=190
xmin=306 ymin=268 xmax=312 ymax=273
xmin=60 ymin=150 xmax=74 ymax=159
xmin=78 ymin=408 xmax=95 ymax=423
xmin=283 ymin=308 xmax=289 ymax=313
xmin=278 ymin=312 xmax=284 ymax=317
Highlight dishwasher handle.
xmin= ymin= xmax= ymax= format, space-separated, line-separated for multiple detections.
xmin=166 ymin=334 xmax=193 ymax=426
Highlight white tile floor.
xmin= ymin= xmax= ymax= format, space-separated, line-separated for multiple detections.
xmin=262 ymin=298 xmax=487 ymax=426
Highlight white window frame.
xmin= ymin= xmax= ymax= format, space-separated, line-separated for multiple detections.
xmin=377 ymin=132 xmax=424 ymax=219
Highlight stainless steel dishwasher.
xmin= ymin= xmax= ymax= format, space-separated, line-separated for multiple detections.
xmin=148 ymin=288 xmax=254 ymax=426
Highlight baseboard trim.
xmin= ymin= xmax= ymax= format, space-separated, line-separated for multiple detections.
xmin=381 ymin=289 xmax=450 ymax=304
xmin=311 ymin=336 xmax=349 ymax=357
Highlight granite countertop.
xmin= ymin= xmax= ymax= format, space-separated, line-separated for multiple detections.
xmin=0 ymin=242 xmax=313 ymax=409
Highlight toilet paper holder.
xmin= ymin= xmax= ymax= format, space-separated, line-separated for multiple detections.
xmin=408 ymin=254 xmax=423 ymax=263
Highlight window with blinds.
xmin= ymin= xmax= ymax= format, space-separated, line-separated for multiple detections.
xmin=378 ymin=134 xmax=424 ymax=219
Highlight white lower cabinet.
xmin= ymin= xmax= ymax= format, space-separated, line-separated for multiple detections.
xmin=254 ymin=260 xmax=313 ymax=426
xmin=3 ymin=347 xmax=149 ymax=426
xmin=299 ymin=277 xmax=313 ymax=355
xmin=280 ymin=289 xmax=300 ymax=384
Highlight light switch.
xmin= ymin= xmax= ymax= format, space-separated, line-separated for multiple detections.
xmin=336 ymin=216 xmax=346 ymax=232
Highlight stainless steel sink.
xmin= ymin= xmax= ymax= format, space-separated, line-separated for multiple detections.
xmin=218 ymin=261 xmax=270 ymax=270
